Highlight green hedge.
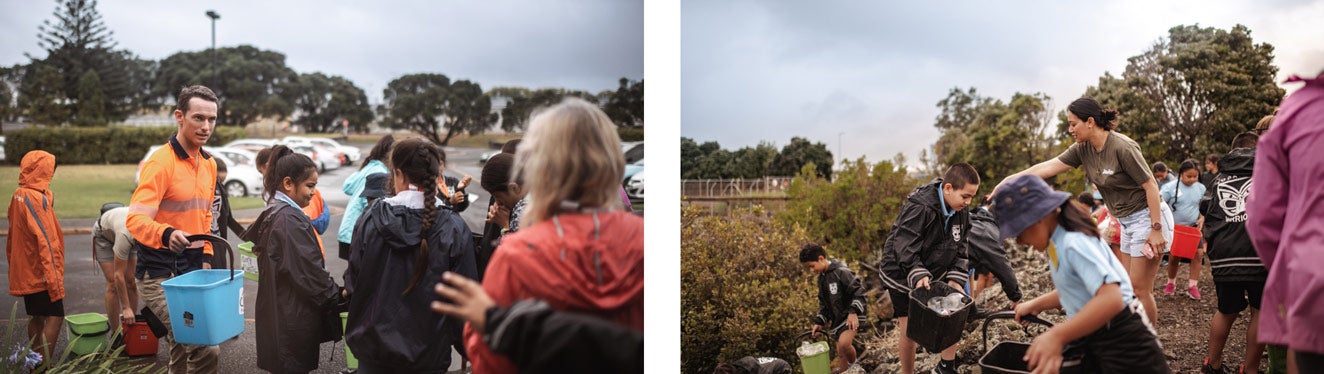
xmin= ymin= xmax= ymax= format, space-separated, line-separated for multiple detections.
xmin=6 ymin=126 xmax=246 ymax=164
xmin=617 ymin=127 xmax=644 ymax=142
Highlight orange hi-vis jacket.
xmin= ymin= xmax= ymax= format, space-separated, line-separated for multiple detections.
xmin=128 ymin=137 xmax=217 ymax=278
xmin=6 ymin=151 xmax=66 ymax=300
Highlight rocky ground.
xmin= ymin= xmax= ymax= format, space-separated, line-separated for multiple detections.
xmin=849 ymin=246 xmax=1262 ymax=373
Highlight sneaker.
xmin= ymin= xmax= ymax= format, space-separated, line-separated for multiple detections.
xmin=931 ymin=359 xmax=958 ymax=374
xmin=1188 ymin=285 xmax=1202 ymax=300
xmin=1163 ymin=282 xmax=1176 ymax=295
xmin=1202 ymin=357 xmax=1225 ymax=374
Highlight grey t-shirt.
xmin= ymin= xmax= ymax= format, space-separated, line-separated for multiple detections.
xmin=1057 ymin=131 xmax=1154 ymax=218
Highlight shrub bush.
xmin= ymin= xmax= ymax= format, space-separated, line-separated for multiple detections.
xmin=5 ymin=126 xmax=246 ymax=164
xmin=776 ymin=157 xmax=919 ymax=265
xmin=617 ymin=127 xmax=644 ymax=142
xmin=683 ymin=205 xmax=843 ymax=373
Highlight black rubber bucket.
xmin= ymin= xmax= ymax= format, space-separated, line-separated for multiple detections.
xmin=906 ymin=281 xmax=972 ymax=352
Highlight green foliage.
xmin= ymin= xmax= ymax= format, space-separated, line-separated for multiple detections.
xmin=378 ymin=73 xmax=497 ymax=145
xmin=489 ymin=86 xmax=599 ymax=132
xmin=681 ymin=206 xmax=819 ymax=374
xmin=74 ymin=69 xmax=107 ymax=126
xmin=5 ymin=126 xmax=245 ymax=164
xmin=777 ymin=158 xmax=918 ymax=263
xmin=682 ymin=137 xmax=835 ymax=180
xmin=599 ymin=78 xmax=644 ymax=128
xmin=155 ymin=45 xmax=298 ymax=127
xmin=1087 ymin=24 xmax=1284 ymax=163
xmin=289 ymin=72 xmax=374 ymax=133
xmin=932 ymin=88 xmax=1058 ymax=187
xmin=19 ymin=64 xmax=70 ymax=126
xmin=617 ymin=127 xmax=644 ymax=142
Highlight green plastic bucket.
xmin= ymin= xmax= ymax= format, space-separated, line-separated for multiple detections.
xmin=238 ymin=241 xmax=259 ymax=282
xmin=797 ymin=340 xmax=831 ymax=374
xmin=341 ymin=312 xmax=357 ymax=369
xmin=65 ymin=313 xmax=109 ymax=355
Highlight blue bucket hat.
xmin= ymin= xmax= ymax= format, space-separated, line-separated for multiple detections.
xmin=361 ymin=172 xmax=390 ymax=199
xmin=991 ymin=175 xmax=1072 ymax=240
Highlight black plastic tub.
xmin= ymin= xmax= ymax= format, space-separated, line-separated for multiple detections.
xmin=905 ymin=281 xmax=972 ymax=352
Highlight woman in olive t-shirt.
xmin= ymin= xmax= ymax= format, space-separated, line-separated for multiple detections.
xmin=994 ymin=96 xmax=1172 ymax=328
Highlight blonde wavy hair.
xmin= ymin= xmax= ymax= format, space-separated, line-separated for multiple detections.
xmin=513 ymin=98 xmax=625 ymax=226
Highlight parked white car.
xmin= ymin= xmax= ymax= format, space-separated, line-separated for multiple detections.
xmin=135 ymin=146 xmax=264 ymax=198
xmin=625 ymin=169 xmax=644 ymax=202
xmin=284 ymin=136 xmax=360 ymax=165
xmin=223 ymin=138 xmax=334 ymax=172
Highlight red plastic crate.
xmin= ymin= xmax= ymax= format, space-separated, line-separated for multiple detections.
xmin=123 ymin=321 xmax=159 ymax=356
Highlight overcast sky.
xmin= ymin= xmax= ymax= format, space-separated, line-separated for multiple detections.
xmin=682 ymin=0 xmax=1324 ymax=168
xmin=0 ymin=0 xmax=642 ymax=104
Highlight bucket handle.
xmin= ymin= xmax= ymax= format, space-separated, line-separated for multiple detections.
xmin=980 ymin=310 xmax=1052 ymax=354
xmin=792 ymin=329 xmax=830 ymax=343
xmin=185 ymin=234 xmax=235 ymax=281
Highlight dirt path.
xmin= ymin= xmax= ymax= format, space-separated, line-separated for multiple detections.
xmin=854 ymin=247 xmax=1264 ymax=373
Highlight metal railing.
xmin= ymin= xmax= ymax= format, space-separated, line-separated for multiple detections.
xmin=680 ymin=178 xmax=793 ymax=198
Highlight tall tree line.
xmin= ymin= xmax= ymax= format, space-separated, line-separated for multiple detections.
xmin=681 ymin=137 xmax=834 ymax=180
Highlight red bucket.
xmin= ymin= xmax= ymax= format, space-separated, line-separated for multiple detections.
xmin=124 ymin=321 xmax=159 ymax=356
xmin=1171 ymin=224 xmax=1201 ymax=259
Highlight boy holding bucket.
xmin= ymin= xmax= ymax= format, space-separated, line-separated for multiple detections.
xmin=1199 ymin=132 xmax=1266 ymax=373
xmin=800 ymin=243 xmax=867 ymax=373
xmin=992 ymin=175 xmax=1168 ymax=373
xmin=878 ymin=163 xmax=980 ymax=374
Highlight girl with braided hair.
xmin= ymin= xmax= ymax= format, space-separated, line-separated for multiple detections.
xmin=344 ymin=137 xmax=477 ymax=373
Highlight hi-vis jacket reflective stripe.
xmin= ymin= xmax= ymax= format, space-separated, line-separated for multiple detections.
xmin=128 ymin=136 xmax=217 ymax=256
xmin=6 ymin=151 xmax=66 ymax=300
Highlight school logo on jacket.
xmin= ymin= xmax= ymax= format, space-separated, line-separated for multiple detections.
xmin=829 ymin=282 xmax=838 ymax=295
xmin=1217 ymin=176 xmax=1252 ymax=223
xmin=952 ymin=225 xmax=962 ymax=242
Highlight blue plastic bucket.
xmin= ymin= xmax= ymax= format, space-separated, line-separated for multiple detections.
xmin=161 ymin=269 xmax=246 ymax=345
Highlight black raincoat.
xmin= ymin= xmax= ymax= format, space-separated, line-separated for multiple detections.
xmin=242 ymin=200 xmax=343 ymax=374
xmin=1199 ymin=147 xmax=1267 ymax=283
xmin=482 ymin=299 xmax=644 ymax=373
xmin=814 ymin=260 xmax=867 ymax=329
xmin=878 ymin=178 xmax=972 ymax=293
xmin=345 ymin=193 xmax=478 ymax=372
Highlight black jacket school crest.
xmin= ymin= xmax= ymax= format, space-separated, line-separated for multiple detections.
xmin=878 ymin=178 xmax=972 ymax=293
xmin=814 ymin=260 xmax=867 ymax=329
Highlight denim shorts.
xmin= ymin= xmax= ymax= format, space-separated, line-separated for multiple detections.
xmin=1116 ymin=203 xmax=1174 ymax=258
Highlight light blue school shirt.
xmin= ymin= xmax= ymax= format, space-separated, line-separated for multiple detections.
xmin=1160 ymin=181 xmax=1205 ymax=226
xmin=1047 ymin=226 xmax=1136 ymax=317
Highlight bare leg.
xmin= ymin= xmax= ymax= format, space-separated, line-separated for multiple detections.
xmin=27 ymin=317 xmax=43 ymax=356
xmin=1207 ymin=311 xmax=1236 ymax=370
xmin=837 ymin=328 xmax=858 ymax=371
xmin=99 ymin=261 xmax=121 ymax=333
xmin=940 ymin=343 xmax=958 ymax=361
xmin=1129 ymin=255 xmax=1161 ymax=326
xmin=1190 ymin=250 xmax=1203 ymax=285
xmin=898 ymin=317 xmax=915 ymax=374
xmin=1166 ymin=258 xmax=1180 ymax=284
xmin=1246 ymin=308 xmax=1264 ymax=372
xmin=1110 ymin=243 xmax=1125 ymax=270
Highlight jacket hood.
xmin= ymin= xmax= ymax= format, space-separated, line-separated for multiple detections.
xmin=1219 ymin=148 xmax=1255 ymax=176
xmin=970 ymin=206 xmax=995 ymax=224
xmin=364 ymin=199 xmax=450 ymax=252
xmin=498 ymin=211 xmax=644 ymax=313
xmin=826 ymin=259 xmax=846 ymax=273
xmin=907 ymin=179 xmax=945 ymax=213
xmin=19 ymin=151 xmax=55 ymax=191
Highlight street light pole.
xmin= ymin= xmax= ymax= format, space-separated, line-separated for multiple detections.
xmin=838 ymin=131 xmax=844 ymax=164
xmin=206 ymin=10 xmax=220 ymax=88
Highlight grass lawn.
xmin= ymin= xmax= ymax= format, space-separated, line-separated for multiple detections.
xmin=0 ymin=164 xmax=264 ymax=219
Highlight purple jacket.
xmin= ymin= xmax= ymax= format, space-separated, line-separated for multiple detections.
xmin=1246 ymin=73 xmax=1324 ymax=355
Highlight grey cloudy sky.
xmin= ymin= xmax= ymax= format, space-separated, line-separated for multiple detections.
xmin=0 ymin=0 xmax=642 ymax=103
xmin=682 ymin=0 xmax=1324 ymax=167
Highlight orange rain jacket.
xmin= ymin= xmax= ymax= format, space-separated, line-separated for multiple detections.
xmin=6 ymin=151 xmax=65 ymax=300
xmin=128 ymin=137 xmax=217 ymax=278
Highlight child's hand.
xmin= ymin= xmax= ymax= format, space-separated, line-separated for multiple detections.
xmin=846 ymin=313 xmax=858 ymax=331
xmin=811 ymin=324 xmax=822 ymax=336
xmin=948 ymin=281 xmax=963 ymax=294
xmin=458 ymin=176 xmax=472 ymax=190
xmin=1025 ymin=331 xmax=1065 ymax=374
xmin=1013 ymin=301 xmax=1037 ymax=327
xmin=916 ymin=276 xmax=931 ymax=290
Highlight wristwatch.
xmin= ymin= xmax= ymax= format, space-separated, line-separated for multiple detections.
xmin=1151 ymin=222 xmax=1162 ymax=231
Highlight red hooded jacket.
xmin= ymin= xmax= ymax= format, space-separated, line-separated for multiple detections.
xmin=6 ymin=151 xmax=65 ymax=300
xmin=464 ymin=211 xmax=643 ymax=374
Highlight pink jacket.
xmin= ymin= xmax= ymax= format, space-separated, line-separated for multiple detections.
xmin=1246 ymin=73 xmax=1324 ymax=355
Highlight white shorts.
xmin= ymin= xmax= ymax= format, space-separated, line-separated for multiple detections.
xmin=1116 ymin=203 xmax=1174 ymax=258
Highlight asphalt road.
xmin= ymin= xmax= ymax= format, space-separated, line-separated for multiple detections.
xmin=0 ymin=143 xmax=494 ymax=373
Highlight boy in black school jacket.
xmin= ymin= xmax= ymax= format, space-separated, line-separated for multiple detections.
xmin=800 ymin=243 xmax=866 ymax=373
xmin=878 ymin=163 xmax=981 ymax=374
